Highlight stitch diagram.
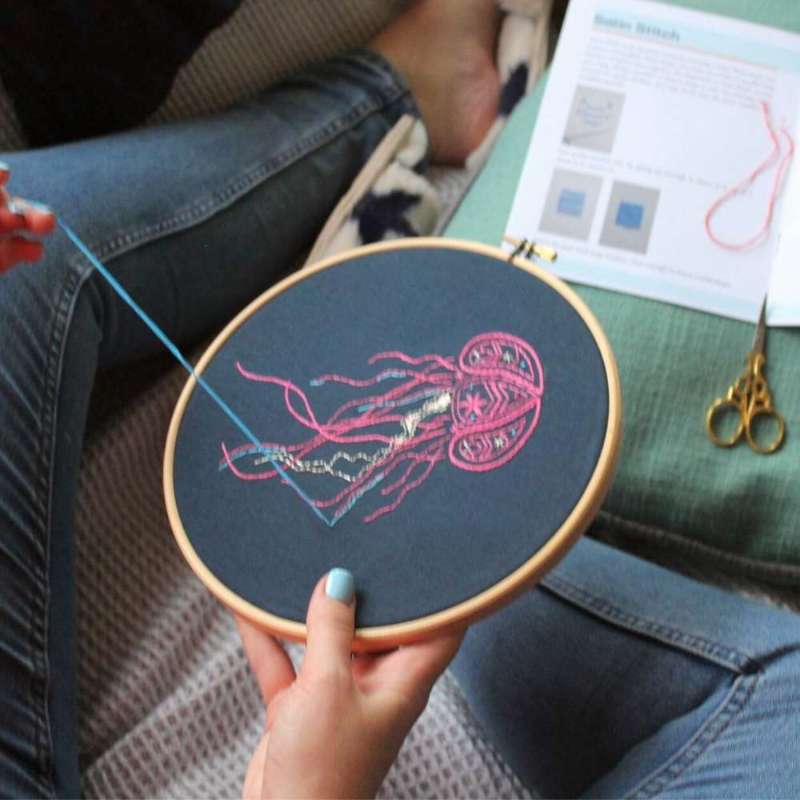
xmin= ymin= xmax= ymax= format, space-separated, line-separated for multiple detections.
xmin=540 ymin=169 xmax=603 ymax=240
xmin=557 ymin=188 xmax=587 ymax=217
xmin=600 ymin=181 xmax=660 ymax=253
xmin=563 ymin=85 xmax=626 ymax=153
xmin=615 ymin=201 xmax=644 ymax=229
xmin=219 ymin=332 xmax=544 ymax=524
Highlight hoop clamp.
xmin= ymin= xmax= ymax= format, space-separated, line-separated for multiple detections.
xmin=504 ymin=235 xmax=558 ymax=264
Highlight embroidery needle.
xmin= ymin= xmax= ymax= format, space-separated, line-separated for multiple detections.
xmin=58 ymin=219 xmax=334 ymax=527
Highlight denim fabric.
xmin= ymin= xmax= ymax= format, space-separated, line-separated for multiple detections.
xmin=0 ymin=49 xmax=416 ymax=799
xmin=451 ymin=536 xmax=800 ymax=798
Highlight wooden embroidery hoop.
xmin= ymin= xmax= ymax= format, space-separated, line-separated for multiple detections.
xmin=163 ymin=237 xmax=622 ymax=650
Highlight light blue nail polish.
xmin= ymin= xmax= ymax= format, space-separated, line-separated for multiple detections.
xmin=30 ymin=202 xmax=53 ymax=214
xmin=6 ymin=200 xmax=24 ymax=216
xmin=325 ymin=568 xmax=354 ymax=604
xmin=0 ymin=161 xmax=9 ymax=172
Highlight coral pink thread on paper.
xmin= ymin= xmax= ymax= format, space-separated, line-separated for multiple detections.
xmin=219 ymin=333 xmax=544 ymax=523
xmin=705 ymin=101 xmax=796 ymax=252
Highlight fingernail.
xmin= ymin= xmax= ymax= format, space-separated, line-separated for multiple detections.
xmin=325 ymin=568 xmax=355 ymax=604
xmin=0 ymin=161 xmax=9 ymax=173
xmin=29 ymin=201 xmax=53 ymax=214
xmin=6 ymin=199 xmax=24 ymax=215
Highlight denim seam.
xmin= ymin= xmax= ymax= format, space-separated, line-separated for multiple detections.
xmin=15 ymin=279 xmax=55 ymax=798
xmin=627 ymin=673 xmax=759 ymax=799
xmin=32 ymin=265 xmax=87 ymax=799
xmin=84 ymin=91 xmax=412 ymax=264
xmin=541 ymin=573 xmax=753 ymax=672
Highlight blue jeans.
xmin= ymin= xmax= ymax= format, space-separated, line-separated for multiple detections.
xmin=0 ymin=49 xmax=416 ymax=799
xmin=451 ymin=536 xmax=800 ymax=798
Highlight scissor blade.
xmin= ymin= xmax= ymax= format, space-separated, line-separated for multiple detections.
xmin=751 ymin=297 xmax=767 ymax=355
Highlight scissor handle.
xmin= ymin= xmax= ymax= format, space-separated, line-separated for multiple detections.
xmin=742 ymin=353 xmax=785 ymax=454
xmin=705 ymin=396 xmax=744 ymax=448
xmin=744 ymin=405 xmax=785 ymax=454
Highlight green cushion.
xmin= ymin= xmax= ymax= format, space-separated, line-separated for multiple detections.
xmin=447 ymin=0 xmax=800 ymax=584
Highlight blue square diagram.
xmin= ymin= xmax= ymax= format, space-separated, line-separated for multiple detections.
xmin=616 ymin=201 xmax=644 ymax=229
xmin=557 ymin=189 xmax=586 ymax=217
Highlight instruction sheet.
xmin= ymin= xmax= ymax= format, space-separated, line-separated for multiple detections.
xmin=504 ymin=0 xmax=800 ymax=325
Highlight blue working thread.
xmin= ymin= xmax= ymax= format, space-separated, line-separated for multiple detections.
xmin=58 ymin=220 xmax=334 ymax=528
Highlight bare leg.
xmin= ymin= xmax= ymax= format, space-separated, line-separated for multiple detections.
xmin=370 ymin=0 xmax=502 ymax=164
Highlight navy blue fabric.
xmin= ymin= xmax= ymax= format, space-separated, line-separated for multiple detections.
xmin=172 ymin=246 xmax=610 ymax=628
xmin=0 ymin=1 xmax=242 ymax=146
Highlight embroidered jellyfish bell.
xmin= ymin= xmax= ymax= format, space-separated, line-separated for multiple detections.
xmin=450 ymin=332 xmax=543 ymax=473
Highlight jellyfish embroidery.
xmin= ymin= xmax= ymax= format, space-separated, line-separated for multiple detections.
xmin=219 ymin=332 xmax=544 ymax=524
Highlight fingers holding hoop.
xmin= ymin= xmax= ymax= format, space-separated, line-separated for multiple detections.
xmin=0 ymin=163 xmax=56 ymax=273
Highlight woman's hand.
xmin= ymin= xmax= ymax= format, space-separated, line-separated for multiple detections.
xmin=0 ymin=162 xmax=56 ymax=274
xmin=237 ymin=569 xmax=464 ymax=799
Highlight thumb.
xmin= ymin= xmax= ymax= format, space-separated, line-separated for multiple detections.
xmin=303 ymin=568 xmax=356 ymax=677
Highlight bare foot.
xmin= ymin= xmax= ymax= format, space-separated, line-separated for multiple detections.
xmin=370 ymin=0 xmax=501 ymax=165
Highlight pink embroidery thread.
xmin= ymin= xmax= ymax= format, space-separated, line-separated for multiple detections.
xmin=705 ymin=101 xmax=796 ymax=252
xmin=220 ymin=332 xmax=544 ymax=523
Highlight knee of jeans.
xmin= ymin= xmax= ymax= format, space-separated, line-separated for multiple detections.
xmin=757 ymin=641 xmax=800 ymax=703
xmin=447 ymin=584 xmax=755 ymax=799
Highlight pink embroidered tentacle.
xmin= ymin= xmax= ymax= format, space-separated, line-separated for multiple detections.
xmin=221 ymin=442 xmax=273 ymax=481
xmin=310 ymin=438 xmax=421 ymax=509
xmin=313 ymin=450 xmax=402 ymax=510
xmin=280 ymin=383 xmax=394 ymax=445
xmin=313 ymin=361 xmax=442 ymax=389
xmin=326 ymin=375 xmax=440 ymax=425
xmin=375 ymin=436 xmax=444 ymax=490
xmin=220 ymin=432 xmax=334 ymax=480
xmin=311 ymin=425 xmax=448 ymax=511
xmin=369 ymin=351 xmax=457 ymax=373
xmin=221 ymin=441 xmax=295 ymax=479
xmin=379 ymin=444 xmax=442 ymax=497
xmin=236 ymin=363 xmax=328 ymax=433
xmin=363 ymin=449 xmax=446 ymax=524
xmin=325 ymin=367 xmax=454 ymax=425
xmin=313 ymin=367 xmax=419 ymax=388
xmin=305 ymin=365 xmax=449 ymax=435
xmin=236 ymin=363 xmax=396 ymax=446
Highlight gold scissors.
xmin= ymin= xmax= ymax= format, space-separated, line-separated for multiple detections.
xmin=705 ymin=298 xmax=785 ymax=454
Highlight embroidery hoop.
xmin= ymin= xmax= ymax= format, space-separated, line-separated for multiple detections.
xmin=163 ymin=238 xmax=622 ymax=650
